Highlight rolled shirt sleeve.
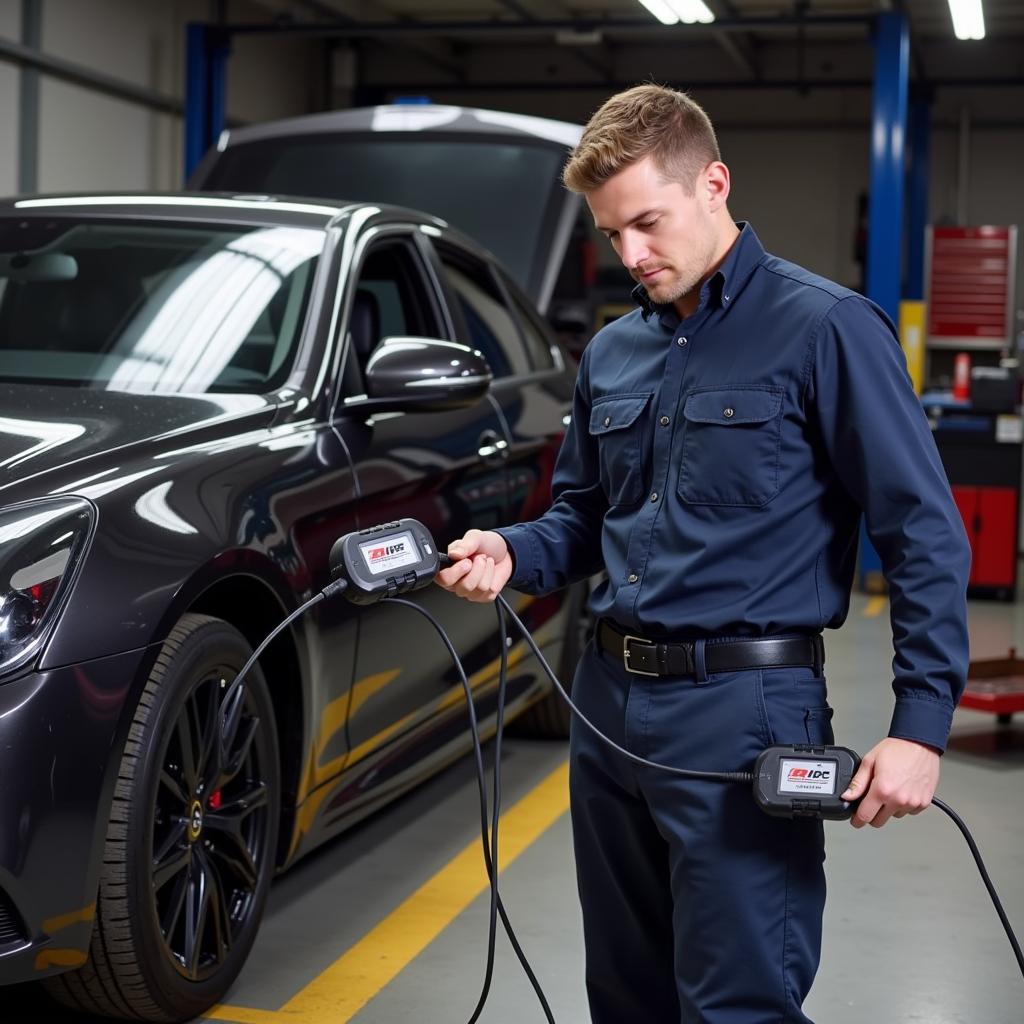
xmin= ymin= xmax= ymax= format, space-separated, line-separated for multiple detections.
xmin=808 ymin=295 xmax=972 ymax=752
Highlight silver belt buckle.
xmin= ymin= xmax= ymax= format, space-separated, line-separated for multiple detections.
xmin=623 ymin=634 xmax=658 ymax=676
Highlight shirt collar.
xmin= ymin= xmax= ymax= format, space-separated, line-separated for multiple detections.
xmin=631 ymin=222 xmax=766 ymax=323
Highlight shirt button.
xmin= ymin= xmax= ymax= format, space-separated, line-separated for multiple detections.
xmin=723 ymin=407 xmax=735 ymax=418
xmin=650 ymin=492 xmax=658 ymax=502
xmin=677 ymin=336 xmax=688 ymax=346
xmin=627 ymin=573 xmax=638 ymax=583
xmin=603 ymin=416 xmax=611 ymax=427
xmin=660 ymin=416 xmax=670 ymax=426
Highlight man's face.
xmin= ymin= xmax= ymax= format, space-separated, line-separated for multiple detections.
xmin=587 ymin=154 xmax=720 ymax=311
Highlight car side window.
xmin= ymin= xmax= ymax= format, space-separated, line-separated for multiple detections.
xmin=435 ymin=245 xmax=530 ymax=380
xmin=498 ymin=270 xmax=557 ymax=371
xmin=347 ymin=238 xmax=443 ymax=384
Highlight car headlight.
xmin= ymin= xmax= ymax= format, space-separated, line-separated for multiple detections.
xmin=0 ymin=497 xmax=94 ymax=677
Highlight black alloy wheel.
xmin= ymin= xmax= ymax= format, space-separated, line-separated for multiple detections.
xmin=45 ymin=614 xmax=281 ymax=1022
xmin=153 ymin=653 xmax=271 ymax=982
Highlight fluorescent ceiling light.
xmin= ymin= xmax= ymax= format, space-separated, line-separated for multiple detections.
xmin=667 ymin=0 xmax=716 ymax=23
xmin=636 ymin=0 xmax=681 ymax=25
xmin=636 ymin=0 xmax=715 ymax=24
xmin=947 ymin=0 xmax=985 ymax=39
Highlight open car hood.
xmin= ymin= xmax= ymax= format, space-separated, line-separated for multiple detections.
xmin=191 ymin=105 xmax=583 ymax=314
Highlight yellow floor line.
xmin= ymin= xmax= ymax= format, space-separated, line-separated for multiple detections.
xmin=864 ymin=596 xmax=887 ymax=618
xmin=206 ymin=1007 xmax=283 ymax=1024
xmin=210 ymin=759 xmax=570 ymax=1024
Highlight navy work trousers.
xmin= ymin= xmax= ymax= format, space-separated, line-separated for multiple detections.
xmin=569 ymin=639 xmax=834 ymax=1024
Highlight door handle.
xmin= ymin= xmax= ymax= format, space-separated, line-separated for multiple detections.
xmin=477 ymin=429 xmax=509 ymax=465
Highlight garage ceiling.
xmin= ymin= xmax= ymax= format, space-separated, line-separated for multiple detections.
xmin=240 ymin=0 xmax=1024 ymax=90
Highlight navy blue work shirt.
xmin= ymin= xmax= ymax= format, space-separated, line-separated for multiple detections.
xmin=496 ymin=223 xmax=971 ymax=753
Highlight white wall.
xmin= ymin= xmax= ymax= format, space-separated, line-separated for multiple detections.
xmin=0 ymin=2 xmax=22 ymax=196
xmin=0 ymin=0 xmax=322 ymax=196
xmin=711 ymin=127 xmax=868 ymax=289
xmin=37 ymin=0 xmax=184 ymax=193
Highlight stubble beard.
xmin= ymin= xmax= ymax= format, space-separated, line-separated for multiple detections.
xmin=638 ymin=232 xmax=719 ymax=308
xmin=644 ymin=266 xmax=703 ymax=306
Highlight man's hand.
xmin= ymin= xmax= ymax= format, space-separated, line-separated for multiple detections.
xmin=841 ymin=737 xmax=940 ymax=829
xmin=435 ymin=529 xmax=514 ymax=603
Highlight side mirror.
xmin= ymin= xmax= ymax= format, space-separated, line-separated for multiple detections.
xmin=360 ymin=337 xmax=492 ymax=413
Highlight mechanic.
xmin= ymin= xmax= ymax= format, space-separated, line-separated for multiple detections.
xmin=437 ymin=84 xmax=971 ymax=1024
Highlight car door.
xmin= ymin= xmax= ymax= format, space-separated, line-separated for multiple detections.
xmin=425 ymin=237 xmax=578 ymax=642
xmin=332 ymin=226 xmax=510 ymax=791
xmin=428 ymin=239 xmax=574 ymax=548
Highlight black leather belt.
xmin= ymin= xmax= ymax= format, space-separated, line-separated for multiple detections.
xmin=598 ymin=619 xmax=824 ymax=678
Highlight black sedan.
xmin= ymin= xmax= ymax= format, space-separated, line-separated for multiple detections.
xmin=0 ymin=194 xmax=584 ymax=1021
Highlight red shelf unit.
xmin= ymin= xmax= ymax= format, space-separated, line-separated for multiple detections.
xmin=925 ymin=225 xmax=1017 ymax=350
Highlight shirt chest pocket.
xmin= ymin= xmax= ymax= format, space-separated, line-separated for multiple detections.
xmin=677 ymin=386 xmax=784 ymax=507
xmin=589 ymin=392 xmax=652 ymax=506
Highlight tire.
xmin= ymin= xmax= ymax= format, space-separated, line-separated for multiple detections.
xmin=513 ymin=578 xmax=595 ymax=739
xmin=45 ymin=614 xmax=280 ymax=1022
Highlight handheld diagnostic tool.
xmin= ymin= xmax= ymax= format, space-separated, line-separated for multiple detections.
xmin=753 ymin=744 xmax=860 ymax=820
xmin=329 ymin=519 xmax=444 ymax=605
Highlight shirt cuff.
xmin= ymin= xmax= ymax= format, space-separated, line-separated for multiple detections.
xmin=493 ymin=524 xmax=536 ymax=590
xmin=888 ymin=696 xmax=955 ymax=753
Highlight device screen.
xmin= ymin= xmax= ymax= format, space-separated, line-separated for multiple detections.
xmin=358 ymin=531 xmax=420 ymax=575
xmin=778 ymin=758 xmax=838 ymax=795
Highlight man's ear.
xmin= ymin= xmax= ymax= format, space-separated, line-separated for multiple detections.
xmin=704 ymin=161 xmax=731 ymax=213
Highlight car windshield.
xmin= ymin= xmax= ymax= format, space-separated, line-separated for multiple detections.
xmin=201 ymin=137 xmax=564 ymax=292
xmin=0 ymin=216 xmax=323 ymax=394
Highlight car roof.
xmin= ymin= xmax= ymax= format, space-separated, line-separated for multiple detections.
xmin=218 ymin=104 xmax=582 ymax=151
xmin=0 ymin=192 xmax=451 ymax=232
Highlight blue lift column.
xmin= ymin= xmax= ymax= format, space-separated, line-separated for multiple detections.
xmin=906 ymin=94 xmax=932 ymax=302
xmin=867 ymin=11 xmax=909 ymax=319
xmin=184 ymin=24 xmax=230 ymax=182
xmin=860 ymin=11 xmax=910 ymax=592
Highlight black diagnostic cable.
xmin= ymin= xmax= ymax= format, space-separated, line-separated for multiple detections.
xmin=492 ymin=594 xmax=1024 ymax=985
xmin=216 ymin=575 xmax=554 ymax=1024
xmin=930 ymin=795 xmax=1024 ymax=976
xmin=218 ymin=582 xmax=345 ymax=762
xmin=384 ymin=596 xmax=555 ymax=1024
xmin=216 ymin=522 xmax=1022 ymax=1024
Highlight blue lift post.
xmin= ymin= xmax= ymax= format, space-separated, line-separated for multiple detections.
xmin=860 ymin=11 xmax=910 ymax=592
xmin=906 ymin=95 xmax=932 ymax=302
xmin=184 ymin=24 xmax=230 ymax=182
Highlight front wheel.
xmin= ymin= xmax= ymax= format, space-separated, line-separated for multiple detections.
xmin=45 ymin=614 xmax=280 ymax=1022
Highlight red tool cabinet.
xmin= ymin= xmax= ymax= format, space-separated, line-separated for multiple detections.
xmin=929 ymin=409 xmax=1021 ymax=600
xmin=951 ymin=485 xmax=1018 ymax=590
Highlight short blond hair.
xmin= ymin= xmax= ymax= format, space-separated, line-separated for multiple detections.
xmin=563 ymin=84 xmax=721 ymax=195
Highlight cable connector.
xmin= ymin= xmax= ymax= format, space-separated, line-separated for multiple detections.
xmin=321 ymin=577 xmax=349 ymax=599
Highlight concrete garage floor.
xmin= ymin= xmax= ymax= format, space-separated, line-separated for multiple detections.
xmin=7 ymin=592 xmax=1024 ymax=1024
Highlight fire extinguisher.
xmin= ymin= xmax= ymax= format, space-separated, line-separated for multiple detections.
xmin=953 ymin=352 xmax=971 ymax=401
